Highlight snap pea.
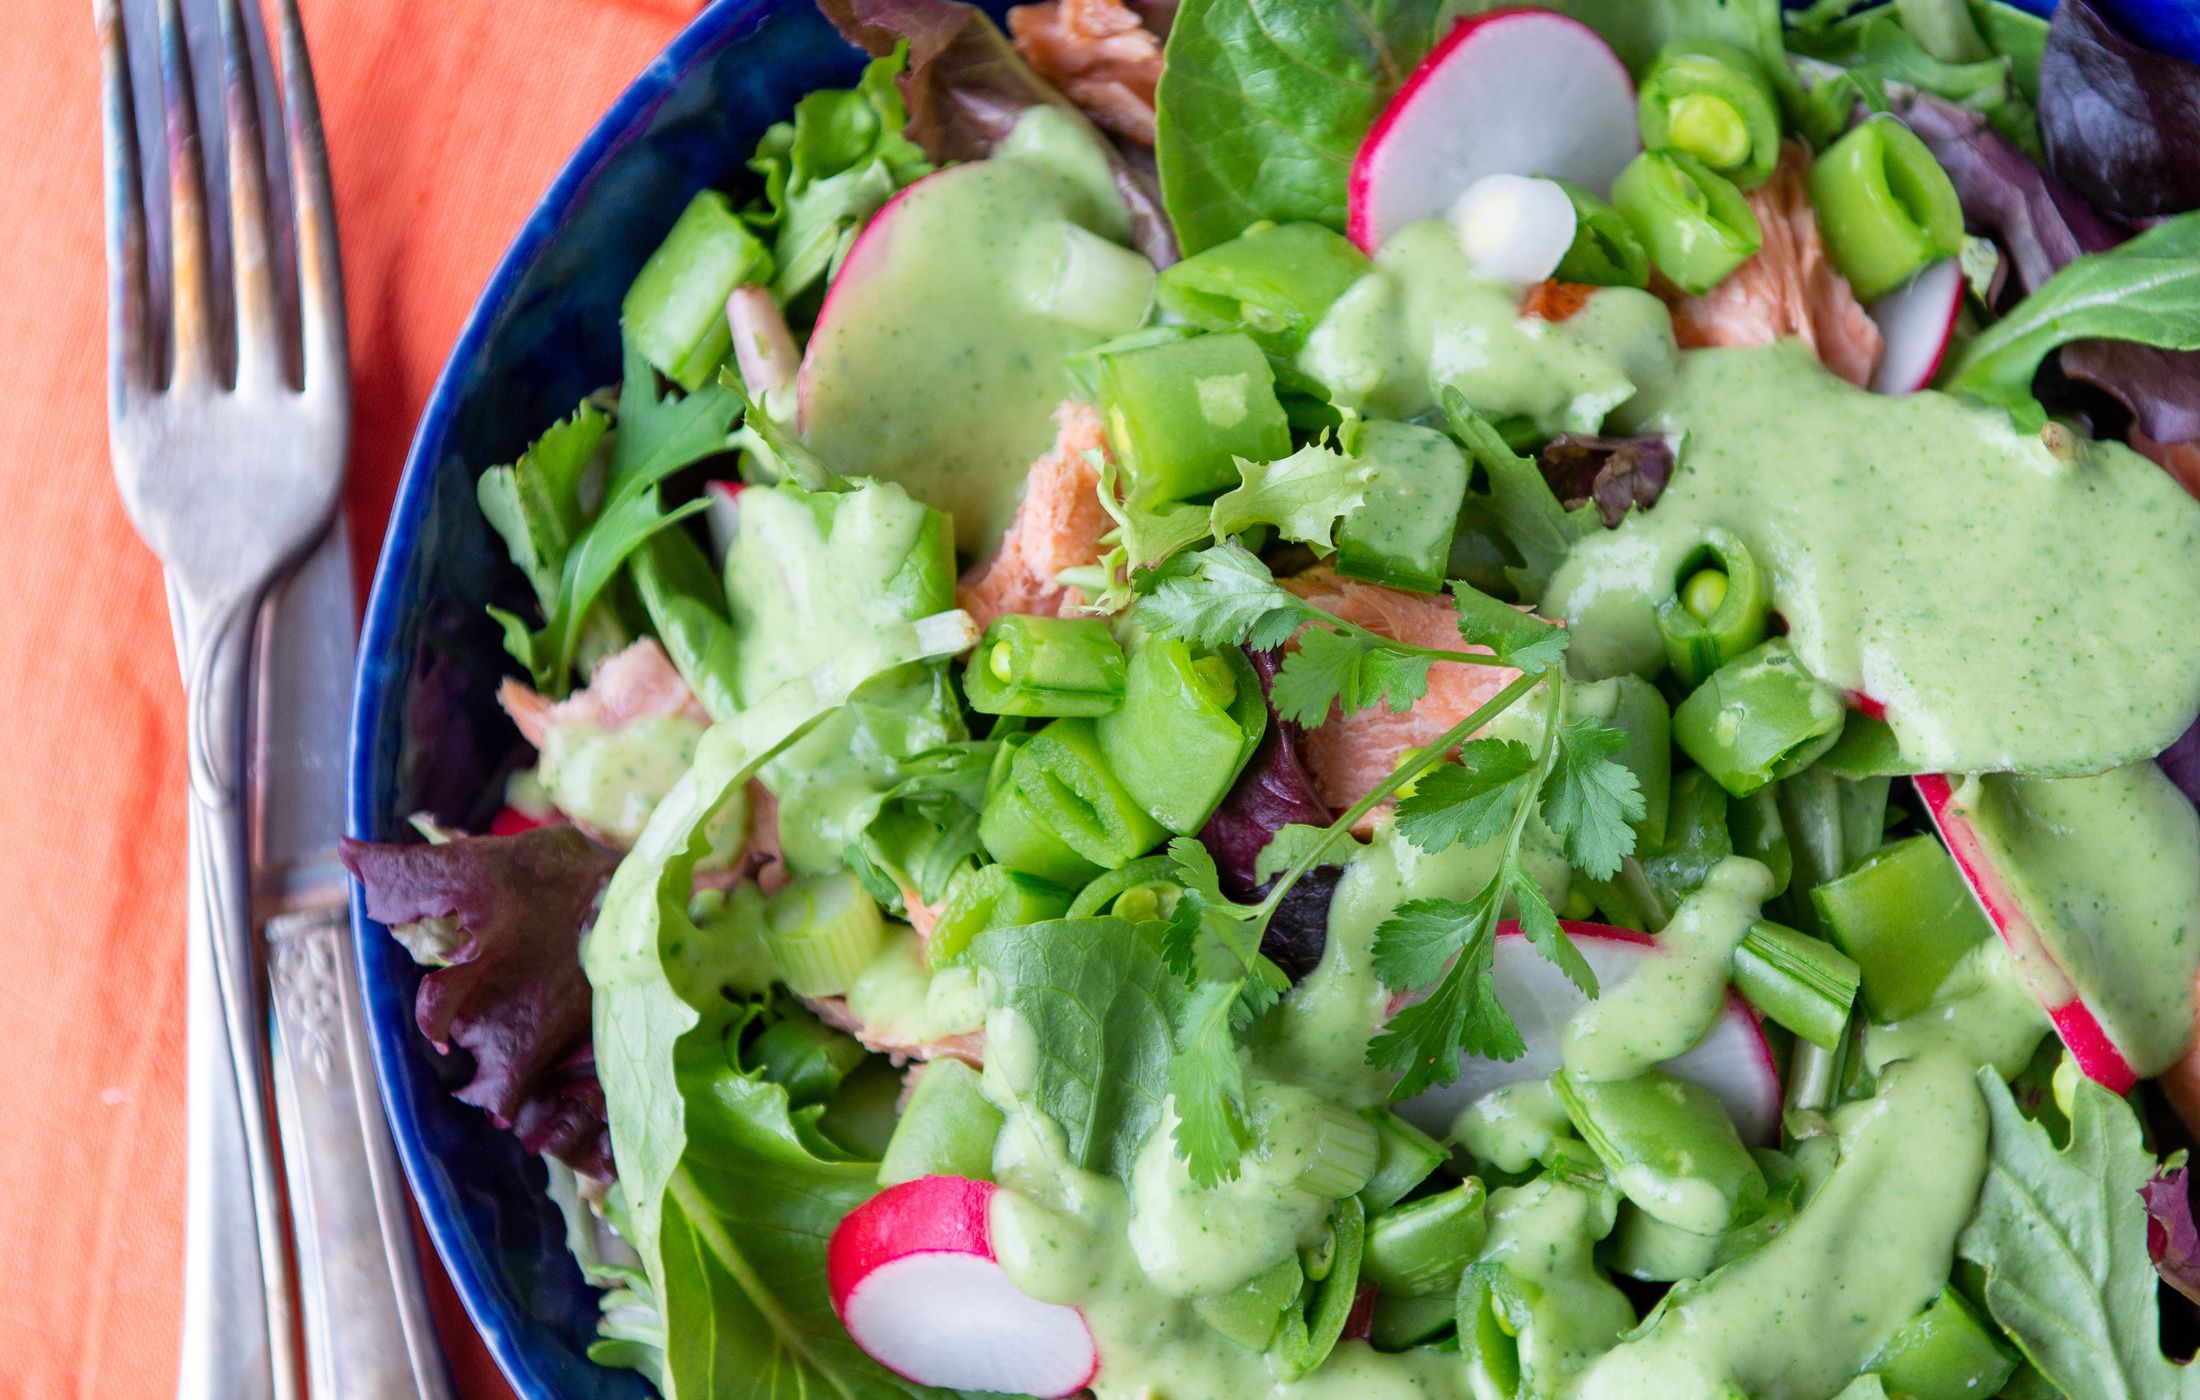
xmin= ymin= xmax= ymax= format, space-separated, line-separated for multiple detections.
xmin=1193 ymin=1256 xmax=1302 ymax=1351
xmin=1673 ymin=639 xmax=1848 ymax=798
xmin=630 ymin=527 xmax=742 ymax=722
xmin=1642 ymin=768 xmax=1734 ymax=916
xmin=1808 ymin=115 xmax=1964 ymax=300
xmin=622 ymin=190 xmax=772 ymax=391
xmin=1155 ymin=221 xmax=1369 ymax=358
xmin=1273 ymin=1198 xmax=1367 ymax=1381
xmin=1550 ymin=179 xmax=1651 ymax=288
xmin=1638 ymin=41 xmax=1784 ymax=189
xmin=876 ymin=1057 xmax=1004 ymax=1187
xmin=1369 ymin=1292 xmax=1455 ymax=1351
xmin=1556 ymin=1070 xmax=1767 ymax=1236
xmin=977 ymin=732 xmax=1103 ymax=887
xmin=1334 ymin=421 xmax=1472 ymax=594
xmin=1656 ymin=528 xmax=1771 ymax=688
xmin=1612 ymin=150 xmax=1763 ymax=295
xmin=1732 ymin=920 xmax=1861 ymax=1051
xmin=1358 ymin=1108 xmax=1448 ymax=1214
xmin=1095 ymin=640 xmax=1266 ymax=834
xmin=1729 ymin=786 xmax=1792 ymax=896
xmin=962 ymin=614 xmax=1127 ymax=718
xmin=1098 ymin=331 xmax=1292 ymax=505
xmin=1064 ymin=854 xmax=1183 ymax=920
xmin=999 ymin=718 xmax=1168 ymax=871
xmin=1810 ymin=834 xmax=1994 ymax=1021
xmin=1866 ymin=1286 xmax=2018 ymax=1400
xmin=925 ymin=862 xmax=1072 ymax=969
xmin=1363 ymin=1182 xmax=1488 ymax=1298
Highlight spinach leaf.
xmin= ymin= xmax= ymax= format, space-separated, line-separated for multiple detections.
xmin=583 ymin=613 xmax=978 ymax=1400
xmin=1944 ymin=211 xmax=2200 ymax=431
xmin=1958 ymin=1072 xmax=2200 ymax=1399
xmin=974 ymin=917 xmax=1181 ymax=1184
xmin=1155 ymin=0 xmax=1444 ymax=254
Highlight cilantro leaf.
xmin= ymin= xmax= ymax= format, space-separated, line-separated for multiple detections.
xmin=1368 ymin=907 xmax=1525 ymax=1099
xmin=1167 ymin=834 xmax=1231 ymax=910
xmin=1254 ymin=823 xmax=1336 ymax=885
xmin=1208 ymin=442 xmax=1373 ymax=552
xmin=1369 ymin=897 xmax=1483 ymax=993
xmin=1272 ymin=626 xmax=1435 ymax=727
xmin=1539 ymin=718 xmax=1645 ymax=880
xmin=1354 ymin=645 xmax=1437 ymax=715
xmin=1442 ymin=389 xmax=1597 ymax=601
xmin=1136 ymin=542 xmax=1307 ymax=651
xmin=1958 ymin=1072 xmax=2200 ymax=1400
xmin=1393 ymin=740 xmax=1537 ymax=854
xmin=1169 ymin=977 xmax=1282 ymax=1187
xmin=1452 ymin=584 xmax=1570 ymax=676
xmin=1508 ymin=855 xmax=1596 ymax=997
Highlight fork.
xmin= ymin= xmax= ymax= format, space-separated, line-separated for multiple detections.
xmin=97 ymin=1 xmax=344 ymax=1397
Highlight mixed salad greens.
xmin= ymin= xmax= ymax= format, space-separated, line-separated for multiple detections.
xmin=344 ymin=0 xmax=2200 ymax=1396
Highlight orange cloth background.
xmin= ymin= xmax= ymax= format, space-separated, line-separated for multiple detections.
xmin=0 ymin=1 xmax=713 ymax=1395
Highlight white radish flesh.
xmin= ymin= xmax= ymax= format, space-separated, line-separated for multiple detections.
xmin=1868 ymin=257 xmax=1963 ymax=395
xmin=1449 ymin=174 xmax=1579 ymax=285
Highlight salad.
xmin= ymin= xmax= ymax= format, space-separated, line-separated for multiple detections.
xmin=344 ymin=0 xmax=2200 ymax=1397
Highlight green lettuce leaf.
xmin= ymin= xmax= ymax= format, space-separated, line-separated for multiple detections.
xmin=1208 ymin=441 xmax=1373 ymax=552
xmin=1155 ymin=0 xmax=1445 ymax=254
xmin=476 ymin=401 xmax=610 ymax=612
xmin=1957 ymin=1070 xmax=2200 ymax=1400
xmin=583 ymin=610 xmax=977 ymax=1400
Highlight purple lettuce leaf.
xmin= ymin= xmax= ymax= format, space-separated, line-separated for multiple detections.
xmin=2040 ymin=0 xmax=2200 ymax=222
xmin=2144 ymin=1162 xmax=2200 ymax=1306
xmin=2159 ymin=713 xmax=2200 ymax=811
xmin=341 ymin=826 xmax=619 ymax=1178
xmin=1902 ymin=89 xmax=2200 ymax=445
xmin=1198 ymin=650 xmax=1339 ymax=981
xmin=1536 ymin=434 xmax=1677 ymax=529
xmin=818 ymin=0 xmax=1178 ymax=266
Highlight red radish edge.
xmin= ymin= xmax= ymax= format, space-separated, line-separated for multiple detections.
xmin=1347 ymin=8 xmax=1638 ymax=253
xmin=796 ymin=177 xmax=926 ymax=432
xmin=1847 ymin=690 xmax=1888 ymax=722
xmin=1392 ymin=921 xmax=1783 ymax=1144
xmin=1867 ymin=258 xmax=1963 ymax=395
xmin=1913 ymin=774 xmax=2137 ymax=1093
xmin=487 ymin=805 xmax=546 ymax=837
xmin=828 ymin=1175 xmax=1098 ymax=1398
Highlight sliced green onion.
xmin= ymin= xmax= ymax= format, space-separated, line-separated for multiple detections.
xmin=877 ymin=1058 xmax=1006 ymax=1187
xmin=1358 ymin=1107 xmax=1448 ymax=1214
xmin=1732 ymin=920 xmax=1860 ymax=1051
xmin=1808 ymin=115 xmax=1965 ymax=300
xmin=1550 ymin=178 xmax=1651 ymax=289
xmin=1098 ymin=331 xmax=1293 ymax=505
xmin=1672 ymin=639 xmax=1848 ymax=798
xmin=1095 ymin=641 xmax=1266 ymax=835
xmin=1613 ymin=150 xmax=1764 ymax=295
xmin=1363 ymin=1181 xmax=1488 ymax=1297
xmin=1867 ymin=1286 xmax=2018 ymax=1400
xmin=1638 ymin=41 xmax=1783 ymax=189
xmin=1657 ymin=528 xmax=1771 ymax=688
xmin=1810 ymin=834 xmax=1994 ymax=1022
xmin=926 ymin=862 xmax=1073 ymax=969
xmin=1293 ymin=1102 xmax=1382 ymax=1200
xmin=623 ymin=190 xmax=773 ymax=391
xmin=1155 ymin=221 xmax=1369 ymax=358
xmin=764 ymin=870 xmax=887 ymax=997
xmin=962 ymin=614 xmax=1127 ymax=718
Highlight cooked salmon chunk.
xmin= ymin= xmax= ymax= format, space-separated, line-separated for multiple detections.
xmin=496 ymin=637 xmax=709 ymax=750
xmin=1008 ymin=0 xmax=1164 ymax=145
xmin=957 ymin=400 xmax=1117 ymax=630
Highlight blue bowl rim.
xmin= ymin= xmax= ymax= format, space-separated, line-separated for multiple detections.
xmin=345 ymin=0 xmax=777 ymax=1390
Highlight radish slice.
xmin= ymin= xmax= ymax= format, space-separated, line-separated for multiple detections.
xmin=728 ymin=284 xmax=800 ymax=416
xmin=1913 ymin=774 xmax=2140 ymax=1093
xmin=1449 ymin=174 xmax=1579 ymax=285
xmin=1867 ymin=257 xmax=1963 ymax=395
xmin=828 ymin=1175 xmax=1098 ymax=1397
xmin=705 ymin=479 xmax=744 ymax=561
xmin=1348 ymin=8 xmax=1639 ymax=253
xmin=796 ymin=178 xmax=922 ymax=432
xmin=1395 ymin=922 xmax=1781 ymax=1144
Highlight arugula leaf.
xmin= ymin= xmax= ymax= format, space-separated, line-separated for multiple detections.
xmin=1958 ymin=1072 xmax=2200 ymax=1400
xmin=1208 ymin=442 xmax=1374 ymax=552
xmin=746 ymin=45 xmax=932 ymax=304
xmin=974 ymin=917 xmax=1181 ymax=1184
xmin=533 ymin=490 xmax=713 ymax=694
xmin=1540 ymin=718 xmax=1646 ymax=881
xmin=1945 ymin=212 xmax=2200 ymax=432
xmin=1135 ymin=540 xmax=1307 ymax=651
xmin=1155 ymin=0 xmax=1445 ymax=253
xmin=608 ymin=335 xmax=745 ymax=505
xmin=1508 ymin=854 xmax=1595 ymax=996
xmin=1393 ymin=740 xmax=1538 ymax=854
xmin=1452 ymin=584 xmax=1570 ymax=675
xmin=1254 ymin=823 xmax=1337 ymax=885
xmin=1443 ymin=389 xmax=1598 ymax=601
xmin=476 ymin=401 xmax=610 ymax=611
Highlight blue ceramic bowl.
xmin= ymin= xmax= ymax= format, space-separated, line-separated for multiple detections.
xmin=349 ymin=0 xmax=2173 ymax=1394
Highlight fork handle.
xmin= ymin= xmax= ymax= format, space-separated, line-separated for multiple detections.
xmin=268 ymin=900 xmax=456 ymax=1400
xmin=174 ymin=584 xmax=303 ymax=1400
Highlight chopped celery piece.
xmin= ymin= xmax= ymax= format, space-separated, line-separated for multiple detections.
xmin=877 ymin=1058 xmax=1005 ymax=1187
xmin=1364 ymin=1181 xmax=1488 ymax=1297
xmin=1811 ymin=834 xmax=1994 ymax=1022
xmin=1866 ymin=1286 xmax=2018 ymax=1400
xmin=1156 ymin=221 xmax=1369 ymax=357
xmin=763 ymin=870 xmax=887 ymax=997
xmin=1095 ymin=640 xmax=1265 ymax=834
xmin=1556 ymin=1070 xmax=1766 ymax=1236
xmin=1193 ymin=1255 xmax=1302 ymax=1350
xmin=1292 ymin=1103 xmax=1382 ymax=1200
xmin=1673 ymin=639 xmax=1848 ymax=797
xmin=1732 ymin=920 xmax=1860 ymax=1050
xmin=1359 ymin=1108 xmax=1448 ymax=1214
xmin=1006 ymin=718 xmax=1169 ymax=870
xmin=1333 ymin=421 xmax=1470 ymax=594
xmin=925 ymin=863 xmax=1071 ymax=969
xmin=963 ymin=614 xmax=1127 ymax=718
xmin=623 ymin=190 xmax=773 ymax=391
xmin=1098 ymin=332 xmax=1292 ymax=505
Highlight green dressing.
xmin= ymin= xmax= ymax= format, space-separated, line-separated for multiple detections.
xmin=1465 ymin=1176 xmax=1634 ymax=1399
xmin=538 ymin=714 xmax=744 ymax=856
xmin=1126 ymin=1091 xmax=1337 ymax=1298
xmin=1454 ymin=1078 xmax=1575 ymax=1174
xmin=843 ymin=930 xmax=984 ymax=1046
xmin=1546 ymin=344 xmax=2200 ymax=774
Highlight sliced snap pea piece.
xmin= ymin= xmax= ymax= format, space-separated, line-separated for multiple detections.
xmin=1656 ymin=528 xmax=1771 ymax=688
xmin=1808 ymin=115 xmax=1965 ymax=300
xmin=1638 ymin=40 xmax=1783 ymax=189
xmin=963 ymin=614 xmax=1127 ymax=718
xmin=1096 ymin=640 xmax=1266 ymax=834
xmin=1098 ymin=331 xmax=1292 ymax=505
xmin=1613 ymin=150 xmax=1763 ymax=295
xmin=1811 ymin=833 xmax=1994 ymax=1022
xmin=1672 ymin=639 xmax=1848 ymax=797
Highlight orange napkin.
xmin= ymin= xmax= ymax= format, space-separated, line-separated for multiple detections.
xmin=0 ymin=1 xmax=705 ymax=1395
